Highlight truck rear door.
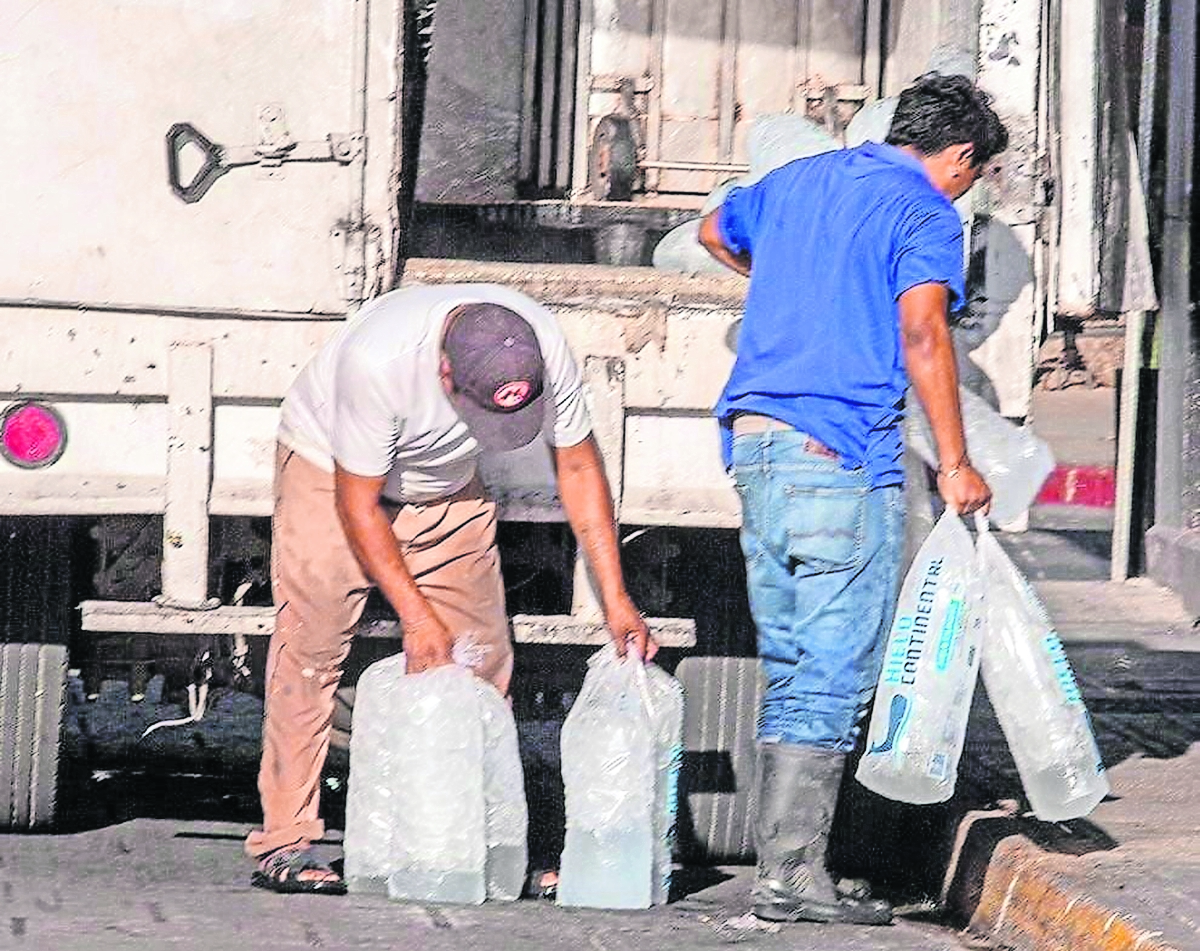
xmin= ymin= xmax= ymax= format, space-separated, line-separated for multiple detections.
xmin=0 ymin=0 xmax=401 ymax=315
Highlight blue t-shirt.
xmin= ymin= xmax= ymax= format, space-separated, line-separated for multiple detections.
xmin=714 ymin=141 xmax=966 ymax=487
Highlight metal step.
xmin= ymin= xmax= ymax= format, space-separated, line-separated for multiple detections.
xmin=79 ymin=601 xmax=697 ymax=647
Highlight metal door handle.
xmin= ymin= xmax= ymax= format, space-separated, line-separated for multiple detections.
xmin=166 ymin=113 xmax=364 ymax=204
xmin=166 ymin=123 xmax=229 ymax=205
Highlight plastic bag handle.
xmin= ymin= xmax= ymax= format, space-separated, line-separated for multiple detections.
xmin=590 ymin=642 xmax=658 ymax=720
xmin=630 ymin=652 xmax=657 ymax=721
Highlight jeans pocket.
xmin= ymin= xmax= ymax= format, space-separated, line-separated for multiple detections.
xmin=782 ymin=483 xmax=868 ymax=572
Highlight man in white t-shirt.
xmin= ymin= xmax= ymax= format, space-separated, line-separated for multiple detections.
xmin=246 ymin=283 xmax=655 ymax=895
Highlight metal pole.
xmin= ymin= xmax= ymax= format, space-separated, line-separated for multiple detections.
xmin=638 ymin=160 xmax=751 ymax=174
xmin=1153 ymin=0 xmax=1197 ymax=533
xmin=1111 ymin=0 xmax=1164 ymax=580
xmin=1137 ymin=0 xmax=1161 ymax=200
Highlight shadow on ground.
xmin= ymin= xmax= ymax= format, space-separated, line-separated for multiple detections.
xmin=823 ymin=636 xmax=1200 ymax=916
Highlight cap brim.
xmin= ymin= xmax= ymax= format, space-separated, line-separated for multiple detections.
xmin=451 ymin=390 xmax=547 ymax=452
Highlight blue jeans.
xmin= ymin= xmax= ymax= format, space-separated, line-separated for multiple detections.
xmin=732 ymin=429 xmax=905 ymax=751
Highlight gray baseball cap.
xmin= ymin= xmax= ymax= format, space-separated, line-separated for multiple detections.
xmin=443 ymin=303 xmax=547 ymax=451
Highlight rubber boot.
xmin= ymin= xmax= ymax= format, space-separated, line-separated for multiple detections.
xmin=751 ymin=743 xmax=893 ymax=925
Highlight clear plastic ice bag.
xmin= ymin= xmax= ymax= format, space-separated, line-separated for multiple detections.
xmin=856 ymin=510 xmax=983 ymax=804
xmin=557 ymin=644 xmax=683 ymax=909
xmin=976 ymin=516 xmax=1109 ymax=821
xmin=342 ymin=657 xmax=527 ymax=903
xmin=906 ymin=386 xmax=1056 ymax=526
xmin=654 ymin=113 xmax=836 ymax=275
xmin=650 ymin=218 xmax=737 ymax=276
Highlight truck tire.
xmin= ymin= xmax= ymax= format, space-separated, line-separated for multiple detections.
xmin=0 ymin=516 xmax=74 ymax=830
xmin=674 ymin=656 xmax=763 ymax=864
xmin=0 ymin=643 xmax=67 ymax=830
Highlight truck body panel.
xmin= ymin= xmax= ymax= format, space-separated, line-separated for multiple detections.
xmin=0 ymin=0 xmax=401 ymax=313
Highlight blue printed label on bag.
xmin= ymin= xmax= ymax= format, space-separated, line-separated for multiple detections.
xmin=1044 ymin=632 xmax=1083 ymax=705
xmin=868 ymin=694 xmax=911 ymax=754
xmin=882 ymin=558 xmax=942 ymax=685
xmin=935 ymin=594 xmax=965 ymax=671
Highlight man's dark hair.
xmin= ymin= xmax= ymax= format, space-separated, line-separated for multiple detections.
xmin=885 ymin=72 xmax=1009 ymax=166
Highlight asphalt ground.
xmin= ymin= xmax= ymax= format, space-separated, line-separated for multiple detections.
xmin=0 ymin=826 xmax=983 ymax=951
xmin=943 ymin=517 xmax=1200 ymax=951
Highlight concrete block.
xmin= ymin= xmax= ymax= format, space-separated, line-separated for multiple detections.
xmin=1036 ymin=332 xmax=1126 ymax=389
xmin=1145 ymin=525 xmax=1200 ymax=617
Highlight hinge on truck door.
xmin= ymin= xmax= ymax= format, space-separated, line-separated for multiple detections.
xmin=166 ymin=105 xmax=364 ymax=204
xmin=247 ymin=104 xmax=364 ymax=174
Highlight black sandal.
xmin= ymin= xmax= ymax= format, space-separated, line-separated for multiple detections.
xmin=522 ymin=868 xmax=558 ymax=901
xmin=251 ymin=846 xmax=348 ymax=895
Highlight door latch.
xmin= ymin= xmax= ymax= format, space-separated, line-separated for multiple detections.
xmin=166 ymin=105 xmax=363 ymax=204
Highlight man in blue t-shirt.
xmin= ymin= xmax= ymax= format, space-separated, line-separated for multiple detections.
xmin=699 ymin=73 xmax=1008 ymax=926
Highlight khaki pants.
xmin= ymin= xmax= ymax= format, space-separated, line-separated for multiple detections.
xmin=245 ymin=446 xmax=512 ymax=858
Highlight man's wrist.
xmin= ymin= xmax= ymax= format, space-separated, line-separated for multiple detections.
xmin=392 ymin=594 xmax=441 ymax=634
xmin=937 ymin=451 xmax=971 ymax=479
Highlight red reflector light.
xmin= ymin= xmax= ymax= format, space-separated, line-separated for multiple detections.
xmin=1 ymin=401 xmax=67 ymax=469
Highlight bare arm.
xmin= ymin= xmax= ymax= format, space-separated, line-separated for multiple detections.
xmin=552 ymin=436 xmax=657 ymax=661
xmin=334 ymin=466 xmax=454 ymax=672
xmin=698 ymin=209 xmax=752 ymax=277
xmin=897 ymin=283 xmax=992 ymax=515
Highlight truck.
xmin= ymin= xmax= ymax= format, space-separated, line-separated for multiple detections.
xmin=0 ymin=0 xmax=771 ymax=855
xmin=4 ymin=0 xmax=1114 ymax=873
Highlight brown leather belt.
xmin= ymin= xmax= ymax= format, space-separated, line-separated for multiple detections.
xmin=731 ymin=414 xmax=839 ymax=460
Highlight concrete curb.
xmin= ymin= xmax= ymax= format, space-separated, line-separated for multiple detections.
xmin=959 ymin=835 xmax=1180 ymax=951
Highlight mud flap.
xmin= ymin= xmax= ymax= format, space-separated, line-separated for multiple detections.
xmin=0 ymin=643 xmax=67 ymax=830
xmin=674 ymin=656 xmax=763 ymax=864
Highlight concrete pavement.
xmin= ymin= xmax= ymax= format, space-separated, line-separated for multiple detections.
xmin=933 ymin=382 xmax=1200 ymax=951
xmin=940 ymin=563 xmax=1200 ymax=951
xmin=0 ymin=823 xmax=972 ymax=951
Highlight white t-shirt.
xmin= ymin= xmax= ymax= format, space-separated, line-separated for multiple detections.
xmin=278 ymin=283 xmax=592 ymax=502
